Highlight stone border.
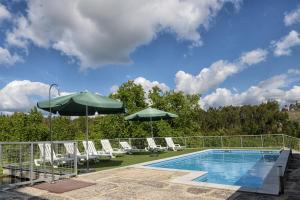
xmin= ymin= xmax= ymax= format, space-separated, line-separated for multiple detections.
xmin=133 ymin=149 xmax=290 ymax=195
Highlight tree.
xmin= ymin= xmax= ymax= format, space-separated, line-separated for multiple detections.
xmin=111 ymin=81 xmax=147 ymax=113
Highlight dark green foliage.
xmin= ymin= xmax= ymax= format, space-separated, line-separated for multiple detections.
xmin=0 ymin=81 xmax=299 ymax=142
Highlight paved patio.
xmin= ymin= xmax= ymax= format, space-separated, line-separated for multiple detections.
xmin=1 ymin=153 xmax=300 ymax=200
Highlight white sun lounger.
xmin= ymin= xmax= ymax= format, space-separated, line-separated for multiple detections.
xmin=146 ymin=138 xmax=167 ymax=152
xmin=34 ymin=143 xmax=72 ymax=168
xmin=64 ymin=142 xmax=87 ymax=162
xmin=119 ymin=141 xmax=140 ymax=154
xmin=101 ymin=139 xmax=126 ymax=157
xmin=165 ymin=137 xmax=185 ymax=151
xmin=82 ymin=141 xmax=113 ymax=159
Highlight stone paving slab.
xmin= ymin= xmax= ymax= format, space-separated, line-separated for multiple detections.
xmin=1 ymin=153 xmax=300 ymax=200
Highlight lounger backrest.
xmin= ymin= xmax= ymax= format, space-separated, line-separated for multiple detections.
xmin=64 ymin=142 xmax=81 ymax=156
xmin=82 ymin=141 xmax=97 ymax=155
xmin=146 ymin=138 xmax=157 ymax=148
xmin=165 ymin=137 xmax=175 ymax=148
xmin=101 ymin=139 xmax=113 ymax=152
xmin=38 ymin=143 xmax=58 ymax=161
xmin=120 ymin=141 xmax=131 ymax=150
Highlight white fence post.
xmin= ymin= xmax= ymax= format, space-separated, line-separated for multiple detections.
xmin=240 ymin=136 xmax=243 ymax=148
xmin=221 ymin=136 xmax=223 ymax=148
xmin=74 ymin=142 xmax=78 ymax=176
xmin=0 ymin=144 xmax=2 ymax=167
xmin=30 ymin=143 xmax=34 ymax=185
xmin=282 ymin=134 xmax=285 ymax=148
xmin=43 ymin=143 xmax=46 ymax=178
xmin=19 ymin=144 xmax=22 ymax=178
xmin=261 ymin=135 xmax=264 ymax=147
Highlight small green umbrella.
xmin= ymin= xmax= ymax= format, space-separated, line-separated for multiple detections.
xmin=37 ymin=91 xmax=125 ymax=171
xmin=125 ymin=107 xmax=178 ymax=137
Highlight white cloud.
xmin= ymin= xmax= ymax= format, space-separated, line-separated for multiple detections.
xmin=110 ymin=77 xmax=170 ymax=96
xmin=110 ymin=85 xmax=119 ymax=94
xmin=134 ymin=77 xmax=170 ymax=93
xmin=175 ymin=60 xmax=239 ymax=94
xmin=273 ymin=30 xmax=300 ymax=56
xmin=175 ymin=48 xmax=268 ymax=94
xmin=239 ymin=48 xmax=268 ymax=65
xmin=6 ymin=0 xmax=240 ymax=69
xmin=200 ymin=70 xmax=300 ymax=109
xmin=0 ymin=46 xmax=23 ymax=66
xmin=0 ymin=80 xmax=72 ymax=112
xmin=284 ymin=5 xmax=300 ymax=26
xmin=0 ymin=4 xmax=10 ymax=22
xmin=0 ymin=80 xmax=49 ymax=112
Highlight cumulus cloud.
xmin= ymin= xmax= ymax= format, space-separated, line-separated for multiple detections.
xmin=175 ymin=48 xmax=268 ymax=94
xmin=110 ymin=77 xmax=170 ymax=96
xmin=0 ymin=47 xmax=23 ymax=66
xmin=134 ymin=77 xmax=170 ymax=93
xmin=200 ymin=70 xmax=300 ymax=109
xmin=0 ymin=80 xmax=72 ymax=112
xmin=0 ymin=80 xmax=49 ymax=112
xmin=284 ymin=5 xmax=300 ymax=26
xmin=0 ymin=4 xmax=10 ymax=22
xmin=6 ymin=0 xmax=239 ymax=69
xmin=239 ymin=48 xmax=268 ymax=65
xmin=273 ymin=30 xmax=300 ymax=56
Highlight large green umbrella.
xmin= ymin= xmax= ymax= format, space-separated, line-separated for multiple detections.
xmin=37 ymin=91 xmax=125 ymax=171
xmin=125 ymin=107 xmax=178 ymax=137
xmin=37 ymin=91 xmax=125 ymax=115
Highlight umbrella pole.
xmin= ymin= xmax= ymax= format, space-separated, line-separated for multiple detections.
xmin=49 ymin=83 xmax=59 ymax=183
xmin=86 ymin=105 xmax=89 ymax=172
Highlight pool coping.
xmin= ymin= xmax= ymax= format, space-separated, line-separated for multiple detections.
xmin=133 ymin=148 xmax=290 ymax=195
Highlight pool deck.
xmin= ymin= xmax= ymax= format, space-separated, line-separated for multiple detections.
xmin=1 ymin=152 xmax=300 ymax=200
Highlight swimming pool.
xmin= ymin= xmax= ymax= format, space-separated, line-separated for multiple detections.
xmin=146 ymin=149 xmax=280 ymax=189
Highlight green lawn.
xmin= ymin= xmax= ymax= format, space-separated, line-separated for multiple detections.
xmin=78 ymin=149 xmax=201 ymax=173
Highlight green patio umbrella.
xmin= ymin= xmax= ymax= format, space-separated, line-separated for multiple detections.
xmin=37 ymin=91 xmax=126 ymax=171
xmin=125 ymin=107 xmax=178 ymax=137
xmin=37 ymin=91 xmax=125 ymax=116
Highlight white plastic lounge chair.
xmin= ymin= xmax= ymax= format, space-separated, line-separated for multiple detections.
xmin=34 ymin=143 xmax=72 ymax=168
xmin=119 ymin=141 xmax=140 ymax=154
xmin=64 ymin=142 xmax=86 ymax=162
xmin=165 ymin=137 xmax=185 ymax=151
xmin=146 ymin=138 xmax=167 ymax=152
xmin=82 ymin=140 xmax=112 ymax=160
xmin=101 ymin=139 xmax=126 ymax=157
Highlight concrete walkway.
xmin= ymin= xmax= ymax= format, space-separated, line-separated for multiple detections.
xmin=1 ymin=153 xmax=300 ymax=200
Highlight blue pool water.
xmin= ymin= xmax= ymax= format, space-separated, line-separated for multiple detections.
xmin=147 ymin=150 xmax=280 ymax=189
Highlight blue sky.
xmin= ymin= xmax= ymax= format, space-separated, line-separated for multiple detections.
xmin=0 ymin=0 xmax=300 ymax=112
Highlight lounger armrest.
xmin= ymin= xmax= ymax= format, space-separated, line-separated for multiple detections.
xmin=156 ymin=145 xmax=162 ymax=148
xmin=174 ymin=144 xmax=181 ymax=147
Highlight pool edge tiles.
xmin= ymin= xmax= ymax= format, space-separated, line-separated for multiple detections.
xmin=133 ymin=149 xmax=290 ymax=195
